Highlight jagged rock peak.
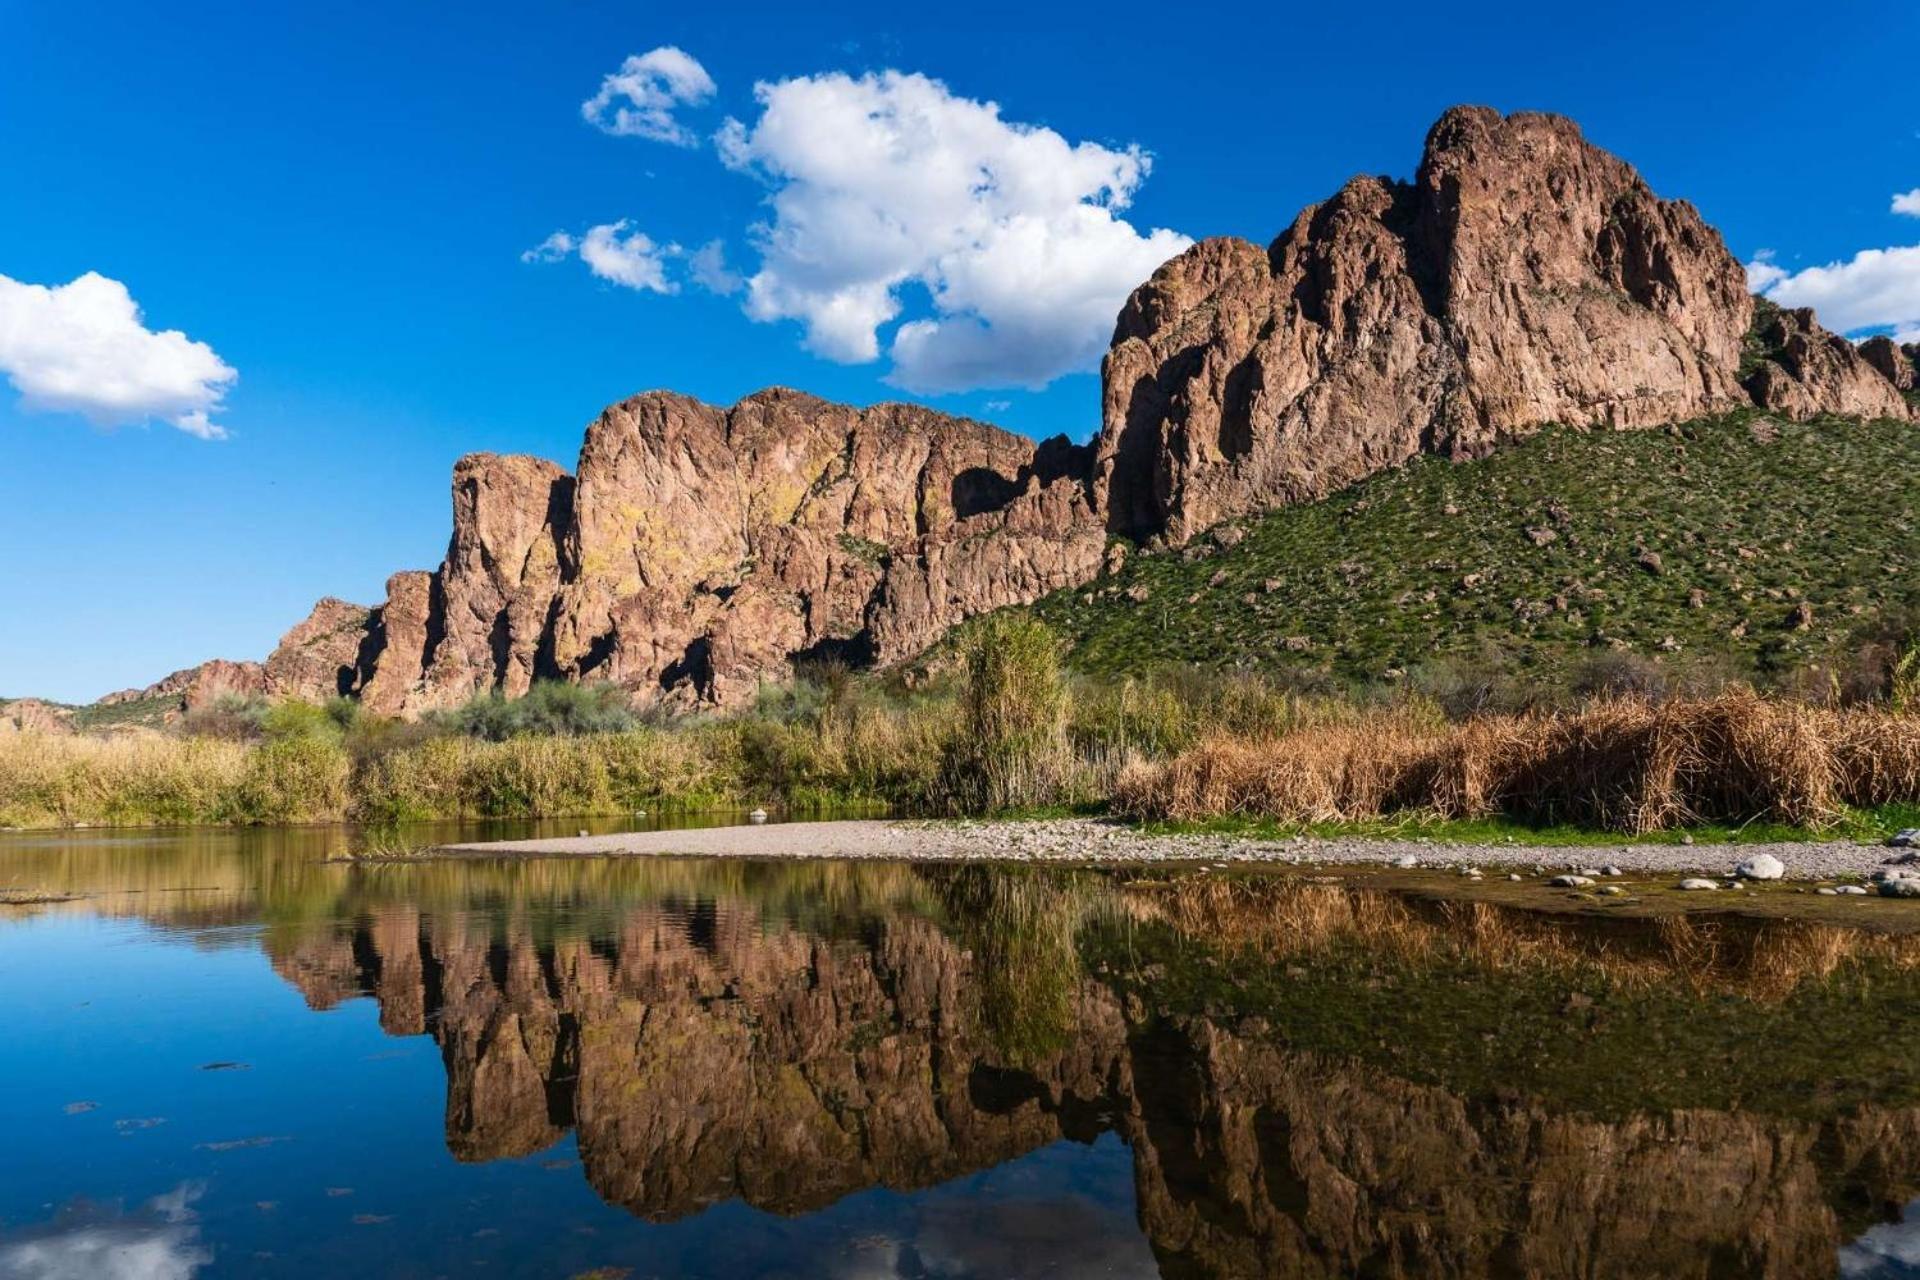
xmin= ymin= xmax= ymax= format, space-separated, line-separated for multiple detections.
xmin=1094 ymin=104 xmax=1913 ymax=544
xmin=266 ymin=387 xmax=1101 ymax=716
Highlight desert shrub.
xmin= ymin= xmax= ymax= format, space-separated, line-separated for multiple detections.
xmin=178 ymin=692 xmax=272 ymax=741
xmin=1567 ymin=652 xmax=1673 ymax=704
xmin=259 ymin=698 xmax=346 ymax=743
xmin=938 ymin=615 xmax=1073 ymax=814
xmin=443 ymin=682 xmax=638 ymax=741
xmin=1406 ymin=655 xmax=1537 ymax=718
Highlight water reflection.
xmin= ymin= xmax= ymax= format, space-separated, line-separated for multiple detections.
xmin=5 ymin=829 xmax=1920 ymax=1278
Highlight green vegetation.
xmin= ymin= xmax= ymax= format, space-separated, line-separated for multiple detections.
xmin=937 ymin=614 xmax=1072 ymax=813
xmin=438 ymin=682 xmax=640 ymax=741
xmin=1031 ymin=411 xmax=1920 ymax=698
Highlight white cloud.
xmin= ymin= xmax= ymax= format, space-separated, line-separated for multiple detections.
xmin=0 ymin=272 xmax=236 ymax=439
xmin=1756 ymin=244 xmax=1920 ymax=335
xmin=688 ymin=239 xmax=743 ymax=295
xmin=0 ymin=1183 xmax=209 ymax=1280
xmin=578 ymin=222 xmax=677 ymax=292
xmin=1893 ymin=189 xmax=1920 ymax=217
xmin=523 ymin=222 xmax=679 ymax=294
xmin=581 ymin=47 xmax=716 ymax=146
xmin=520 ymin=231 xmax=575 ymax=263
xmin=1744 ymin=250 xmax=1788 ymax=294
xmin=716 ymin=70 xmax=1190 ymax=392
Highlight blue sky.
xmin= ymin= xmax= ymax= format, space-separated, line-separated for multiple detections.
xmin=3 ymin=0 xmax=1918 ymax=703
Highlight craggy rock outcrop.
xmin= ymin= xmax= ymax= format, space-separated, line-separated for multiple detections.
xmin=276 ymin=388 xmax=1101 ymax=714
xmin=262 ymin=597 xmax=372 ymax=703
xmin=101 ymin=658 xmax=270 ymax=716
xmin=0 ymin=698 xmax=73 ymax=735
xmin=356 ymin=570 xmax=435 ymax=716
xmin=1859 ymin=335 xmax=1917 ymax=392
xmin=421 ymin=454 xmax=571 ymax=704
xmin=1745 ymin=307 xmax=1915 ymax=421
xmin=1093 ymin=106 xmax=1914 ymax=543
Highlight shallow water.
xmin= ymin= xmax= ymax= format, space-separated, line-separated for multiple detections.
xmin=3 ymin=825 xmax=1919 ymax=1279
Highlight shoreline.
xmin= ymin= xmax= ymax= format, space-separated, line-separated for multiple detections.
xmin=435 ymin=817 xmax=1911 ymax=883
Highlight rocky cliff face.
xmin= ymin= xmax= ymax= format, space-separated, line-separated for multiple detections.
xmin=116 ymin=106 xmax=1915 ymax=715
xmin=1091 ymin=106 xmax=1915 ymax=543
xmin=261 ymin=388 xmax=1100 ymax=714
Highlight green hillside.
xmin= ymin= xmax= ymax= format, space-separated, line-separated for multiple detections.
xmin=1033 ymin=411 xmax=1920 ymax=697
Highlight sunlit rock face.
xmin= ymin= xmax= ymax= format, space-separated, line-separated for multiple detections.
xmin=268 ymin=876 xmax=1920 ymax=1279
xmin=272 ymin=388 xmax=1101 ymax=714
xmin=181 ymin=106 xmax=1912 ymax=711
xmin=1092 ymin=105 xmax=1914 ymax=546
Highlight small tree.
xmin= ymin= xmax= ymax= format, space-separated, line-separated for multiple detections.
xmin=940 ymin=615 xmax=1070 ymax=814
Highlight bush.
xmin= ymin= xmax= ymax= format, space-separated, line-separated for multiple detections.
xmin=938 ymin=615 xmax=1072 ymax=814
xmin=179 ymin=692 xmax=271 ymax=741
xmin=442 ymin=682 xmax=639 ymax=741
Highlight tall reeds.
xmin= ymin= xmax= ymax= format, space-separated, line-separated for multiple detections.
xmin=1116 ymin=691 xmax=1920 ymax=832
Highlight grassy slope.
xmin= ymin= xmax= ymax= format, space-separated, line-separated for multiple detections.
xmin=1034 ymin=411 xmax=1920 ymax=686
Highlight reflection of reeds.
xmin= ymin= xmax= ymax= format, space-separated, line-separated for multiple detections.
xmin=935 ymin=866 xmax=1105 ymax=1064
xmin=1123 ymin=876 xmax=1920 ymax=999
xmin=1118 ymin=692 xmax=1920 ymax=832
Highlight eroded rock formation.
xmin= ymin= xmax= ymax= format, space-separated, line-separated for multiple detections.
xmin=1091 ymin=106 xmax=1914 ymax=543
xmin=1745 ymin=306 xmax=1915 ymax=421
xmin=1859 ymin=335 xmax=1917 ymax=392
xmin=0 ymin=698 xmax=73 ymax=735
xmin=115 ymin=107 xmax=1915 ymax=715
xmin=258 ymin=388 xmax=1100 ymax=714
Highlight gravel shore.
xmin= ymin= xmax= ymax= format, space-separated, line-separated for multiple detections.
xmin=437 ymin=817 xmax=1905 ymax=882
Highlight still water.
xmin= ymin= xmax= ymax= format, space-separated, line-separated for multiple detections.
xmin=3 ymin=821 xmax=1919 ymax=1279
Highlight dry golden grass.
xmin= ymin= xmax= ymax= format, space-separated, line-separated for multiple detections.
xmin=1118 ymin=692 xmax=1920 ymax=832
xmin=0 ymin=732 xmax=253 ymax=827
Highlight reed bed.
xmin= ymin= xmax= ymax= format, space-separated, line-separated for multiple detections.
xmin=1117 ymin=692 xmax=1920 ymax=832
xmin=7 ymin=670 xmax=1920 ymax=831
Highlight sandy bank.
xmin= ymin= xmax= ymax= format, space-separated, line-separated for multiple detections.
xmin=435 ymin=818 xmax=1911 ymax=883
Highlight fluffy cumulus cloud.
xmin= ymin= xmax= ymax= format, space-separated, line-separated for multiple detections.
xmin=1751 ymin=245 xmax=1920 ymax=339
xmin=523 ymin=222 xmax=679 ymax=294
xmin=712 ymin=71 xmax=1190 ymax=392
xmin=580 ymin=46 xmax=716 ymax=146
xmin=1893 ymin=189 xmax=1920 ymax=217
xmin=0 ymin=272 xmax=236 ymax=439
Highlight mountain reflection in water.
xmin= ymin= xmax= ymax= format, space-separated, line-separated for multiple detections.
xmin=4 ymin=826 xmax=1920 ymax=1279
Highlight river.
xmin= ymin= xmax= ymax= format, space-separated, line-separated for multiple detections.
xmin=2 ymin=821 xmax=1918 ymax=1278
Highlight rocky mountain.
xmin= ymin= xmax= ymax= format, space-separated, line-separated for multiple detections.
xmin=1092 ymin=105 xmax=1912 ymax=543
xmin=111 ymin=106 xmax=1915 ymax=716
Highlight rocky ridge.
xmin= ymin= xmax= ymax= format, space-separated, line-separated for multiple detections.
xmin=112 ymin=106 xmax=1917 ymax=716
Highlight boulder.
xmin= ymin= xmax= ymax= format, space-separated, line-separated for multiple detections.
xmin=1735 ymin=853 xmax=1785 ymax=881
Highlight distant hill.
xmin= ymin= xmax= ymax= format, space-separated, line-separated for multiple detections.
xmin=1032 ymin=411 xmax=1920 ymax=695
